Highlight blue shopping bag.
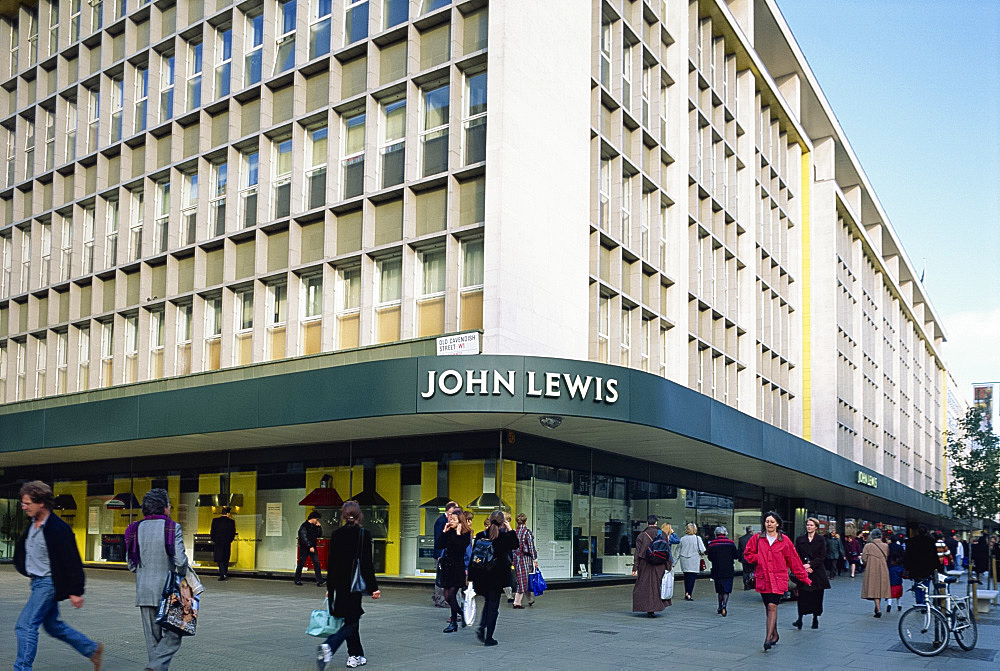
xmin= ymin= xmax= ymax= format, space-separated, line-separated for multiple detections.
xmin=529 ymin=569 xmax=547 ymax=596
xmin=306 ymin=599 xmax=344 ymax=637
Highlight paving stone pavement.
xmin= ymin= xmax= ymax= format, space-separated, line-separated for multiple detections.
xmin=1 ymin=565 xmax=997 ymax=670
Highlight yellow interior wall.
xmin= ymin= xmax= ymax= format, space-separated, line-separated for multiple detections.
xmin=376 ymin=463 xmax=401 ymax=575
xmin=53 ymin=480 xmax=87 ymax=559
xmin=112 ymin=476 xmax=152 ymax=534
xmin=230 ymin=471 xmax=257 ymax=570
xmin=197 ymin=473 xmax=221 ymax=534
xmin=501 ymin=459 xmax=517 ymax=515
xmin=166 ymin=475 xmax=180 ymax=512
xmin=420 ymin=461 xmax=438 ymax=535
xmin=448 ymin=460 xmax=484 ymax=511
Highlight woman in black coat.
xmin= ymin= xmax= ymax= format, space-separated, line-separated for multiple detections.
xmin=319 ymin=501 xmax=380 ymax=671
xmin=470 ymin=510 xmax=518 ymax=647
xmin=793 ymin=518 xmax=830 ymax=629
xmin=434 ymin=507 xmax=471 ymax=632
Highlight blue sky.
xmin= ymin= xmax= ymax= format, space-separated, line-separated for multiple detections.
xmin=775 ymin=0 xmax=1000 ymax=397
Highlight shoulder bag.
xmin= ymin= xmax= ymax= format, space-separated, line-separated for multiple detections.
xmin=349 ymin=527 xmax=367 ymax=593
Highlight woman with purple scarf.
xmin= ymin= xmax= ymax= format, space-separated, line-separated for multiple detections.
xmin=126 ymin=488 xmax=189 ymax=670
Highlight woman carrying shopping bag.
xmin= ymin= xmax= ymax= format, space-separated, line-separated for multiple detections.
xmin=317 ymin=501 xmax=380 ymax=670
xmin=512 ymin=513 xmax=538 ymax=608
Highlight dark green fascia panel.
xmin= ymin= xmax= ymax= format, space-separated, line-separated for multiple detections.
xmin=0 ymin=406 xmax=45 ymax=453
xmin=45 ymin=396 xmax=140 ymax=448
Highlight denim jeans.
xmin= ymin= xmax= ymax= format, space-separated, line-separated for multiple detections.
xmin=15 ymin=576 xmax=98 ymax=671
xmin=324 ymin=617 xmax=363 ymax=658
xmin=912 ymin=578 xmax=932 ymax=605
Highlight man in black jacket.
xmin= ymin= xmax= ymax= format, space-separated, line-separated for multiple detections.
xmin=295 ymin=511 xmax=326 ymax=586
xmin=903 ymin=527 xmax=941 ymax=605
xmin=13 ymin=480 xmax=104 ymax=670
xmin=210 ymin=507 xmax=237 ymax=581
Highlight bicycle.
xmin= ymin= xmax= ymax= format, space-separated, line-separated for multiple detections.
xmin=897 ymin=572 xmax=978 ymax=656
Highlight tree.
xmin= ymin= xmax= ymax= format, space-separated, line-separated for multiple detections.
xmin=926 ymin=406 xmax=1000 ymax=523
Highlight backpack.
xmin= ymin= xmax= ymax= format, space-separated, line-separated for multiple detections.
xmin=644 ymin=530 xmax=671 ymax=566
xmin=469 ymin=538 xmax=497 ymax=572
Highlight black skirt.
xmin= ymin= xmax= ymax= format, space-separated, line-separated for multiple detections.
xmin=797 ymin=588 xmax=824 ymax=616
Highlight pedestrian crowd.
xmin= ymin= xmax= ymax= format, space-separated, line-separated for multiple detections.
xmin=9 ymin=478 xmax=1000 ymax=669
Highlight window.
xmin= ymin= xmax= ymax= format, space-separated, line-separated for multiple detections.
xmin=416 ymin=247 xmax=444 ymax=336
xmin=265 ymin=282 xmax=286 ymax=360
xmin=35 ymin=336 xmax=46 ymax=398
xmin=82 ymin=206 xmax=94 ymax=273
xmin=39 ymin=222 xmax=51 ymax=287
xmin=336 ymin=266 xmax=360 ymax=349
xmin=105 ymin=200 xmax=119 ymax=267
xmin=25 ymin=120 xmax=35 ymax=179
xmin=114 ymin=0 xmax=127 ymax=20
xmin=659 ymin=205 xmax=668 ymax=270
xmin=153 ymin=180 xmax=169 ymax=253
xmin=641 ymin=65 xmax=650 ymax=128
xmin=463 ymin=70 xmax=486 ymax=164
xmin=300 ymin=274 xmax=322 ymax=354
xmin=215 ymin=26 xmax=232 ymax=98
xmin=274 ymin=0 xmax=296 ymax=75
xmin=234 ymin=288 xmax=253 ymax=365
xmin=176 ymin=302 xmax=193 ymax=375
xmin=345 ymin=0 xmax=368 ymax=45
xmin=128 ymin=190 xmax=143 ymax=260
xmin=659 ymin=327 xmax=668 ymax=377
xmin=159 ymin=52 xmax=175 ymax=122
xmin=459 ymin=238 xmax=483 ymax=330
xmin=273 ymin=137 xmax=292 ymax=218
xmin=341 ymin=112 xmax=364 ymax=199
xmin=59 ymin=214 xmax=72 ymax=281
xmin=0 ymin=233 xmax=11 ymax=297
xmin=384 ymin=0 xmax=407 ymax=29
xmin=0 ymin=343 xmax=5 ymax=403
xmin=90 ymin=0 xmax=103 ymax=33
xmin=149 ymin=308 xmax=164 ymax=379
xmin=7 ymin=20 xmax=17 ymax=77
xmin=19 ymin=227 xmax=30 ymax=293
xmin=621 ymin=43 xmax=631 ymax=113
xmin=48 ymin=1 xmax=60 ymax=57
xmin=598 ymin=158 xmax=610 ymax=230
xmin=421 ymin=83 xmax=448 ymax=176
xmin=5 ymin=126 xmax=14 ymax=186
xmin=640 ymin=317 xmax=650 ymax=371
xmin=210 ymin=160 xmax=227 ymax=235
xmin=421 ymin=0 xmax=448 ymax=13
xmin=85 ymin=87 xmax=98 ymax=153
xmin=56 ymin=331 xmax=68 ymax=393
xmin=27 ymin=8 xmax=38 ymax=67
xmin=310 ymin=0 xmax=331 ymax=58
xmin=599 ymin=22 xmax=611 ymax=88
xmin=77 ymin=325 xmax=90 ymax=391
xmin=305 ymin=125 xmax=327 ymax=209
xmin=204 ymin=295 xmax=222 ymax=370
xmin=659 ymin=83 xmax=668 ymax=146
xmin=110 ymin=77 xmax=123 ymax=142
xmin=187 ymin=41 xmax=203 ymax=111
xmin=15 ymin=340 xmax=26 ymax=400
xmin=375 ymin=256 xmax=401 ymax=343
xmin=244 ymin=10 xmax=263 ymax=86
xmin=380 ymin=97 xmax=405 ymax=187
xmin=597 ymin=295 xmax=609 ymax=362
xmin=124 ymin=313 xmax=137 ymax=383
xmin=621 ymin=174 xmax=632 ymax=247
xmin=240 ymin=150 xmax=258 ymax=228
xmin=181 ymin=170 xmax=197 ymax=245
xmin=99 ymin=319 xmax=113 ymax=386
xmin=134 ymin=66 xmax=148 ymax=132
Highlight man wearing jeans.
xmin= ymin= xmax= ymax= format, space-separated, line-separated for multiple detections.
xmin=13 ymin=480 xmax=103 ymax=671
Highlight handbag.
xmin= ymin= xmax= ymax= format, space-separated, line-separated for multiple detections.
xmin=699 ymin=558 xmax=707 ymax=572
xmin=529 ymin=569 xmax=547 ymax=596
xmin=660 ymin=569 xmax=675 ymax=600
xmin=349 ymin=528 xmax=366 ymax=593
xmin=155 ymin=571 xmax=199 ymax=637
xmin=463 ymin=584 xmax=477 ymax=626
xmin=306 ymin=598 xmax=344 ymax=637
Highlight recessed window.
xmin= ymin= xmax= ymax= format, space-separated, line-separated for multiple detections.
xmin=274 ymin=0 xmax=297 ymax=75
xmin=310 ymin=0 xmax=332 ymax=58
xmin=342 ymin=112 xmax=365 ymax=198
xmin=380 ymin=98 xmax=405 ymax=188
xmin=421 ymin=83 xmax=449 ymax=176
xmin=345 ymin=0 xmax=368 ymax=45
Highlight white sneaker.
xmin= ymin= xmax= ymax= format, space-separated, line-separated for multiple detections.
xmin=317 ymin=644 xmax=332 ymax=670
xmin=346 ymin=656 xmax=367 ymax=668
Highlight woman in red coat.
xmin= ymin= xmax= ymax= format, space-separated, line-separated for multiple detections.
xmin=743 ymin=511 xmax=812 ymax=651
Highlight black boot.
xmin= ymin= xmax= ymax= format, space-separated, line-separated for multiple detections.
xmin=443 ymin=617 xmax=458 ymax=633
xmin=792 ymin=617 xmax=803 ymax=629
xmin=811 ymin=615 xmax=819 ymax=629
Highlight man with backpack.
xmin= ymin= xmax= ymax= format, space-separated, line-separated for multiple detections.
xmin=632 ymin=515 xmax=671 ymax=616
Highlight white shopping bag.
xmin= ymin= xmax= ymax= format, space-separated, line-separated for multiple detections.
xmin=463 ymin=584 xmax=478 ymax=625
xmin=660 ymin=570 xmax=675 ymax=600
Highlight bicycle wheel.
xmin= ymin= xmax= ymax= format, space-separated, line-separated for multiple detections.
xmin=951 ymin=600 xmax=978 ymax=651
xmin=898 ymin=605 xmax=949 ymax=656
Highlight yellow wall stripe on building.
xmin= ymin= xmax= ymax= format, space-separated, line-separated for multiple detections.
xmin=801 ymin=151 xmax=812 ymax=441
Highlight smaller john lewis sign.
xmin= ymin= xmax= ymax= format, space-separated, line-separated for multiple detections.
xmin=856 ymin=471 xmax=878 ymax=489
xmin=436 ymin=332 xmax=481 ymax=356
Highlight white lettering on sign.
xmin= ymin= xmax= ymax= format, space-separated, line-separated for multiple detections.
xmin=420 ymin=369 xmax=619 ymax=404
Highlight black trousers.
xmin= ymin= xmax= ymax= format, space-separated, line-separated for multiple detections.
xmin=296 ymin=549 xmax=323 ymax=582
xmin=217 ymin=560 xmax=229 ymax=577
xmin=477 ymin=589 xmax=502 ymax=641
xmin=683 ymin=572 xmax=698 ymax=596
xmin=324 ymin=617 xmax=363 ymax=658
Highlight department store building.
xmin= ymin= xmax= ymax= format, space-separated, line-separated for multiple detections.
xmin=0 ymin=0 xmax=952 ymax=580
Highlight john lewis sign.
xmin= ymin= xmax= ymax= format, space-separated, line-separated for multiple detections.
xmin=420 ymin=368 xmax=620 ymax=404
